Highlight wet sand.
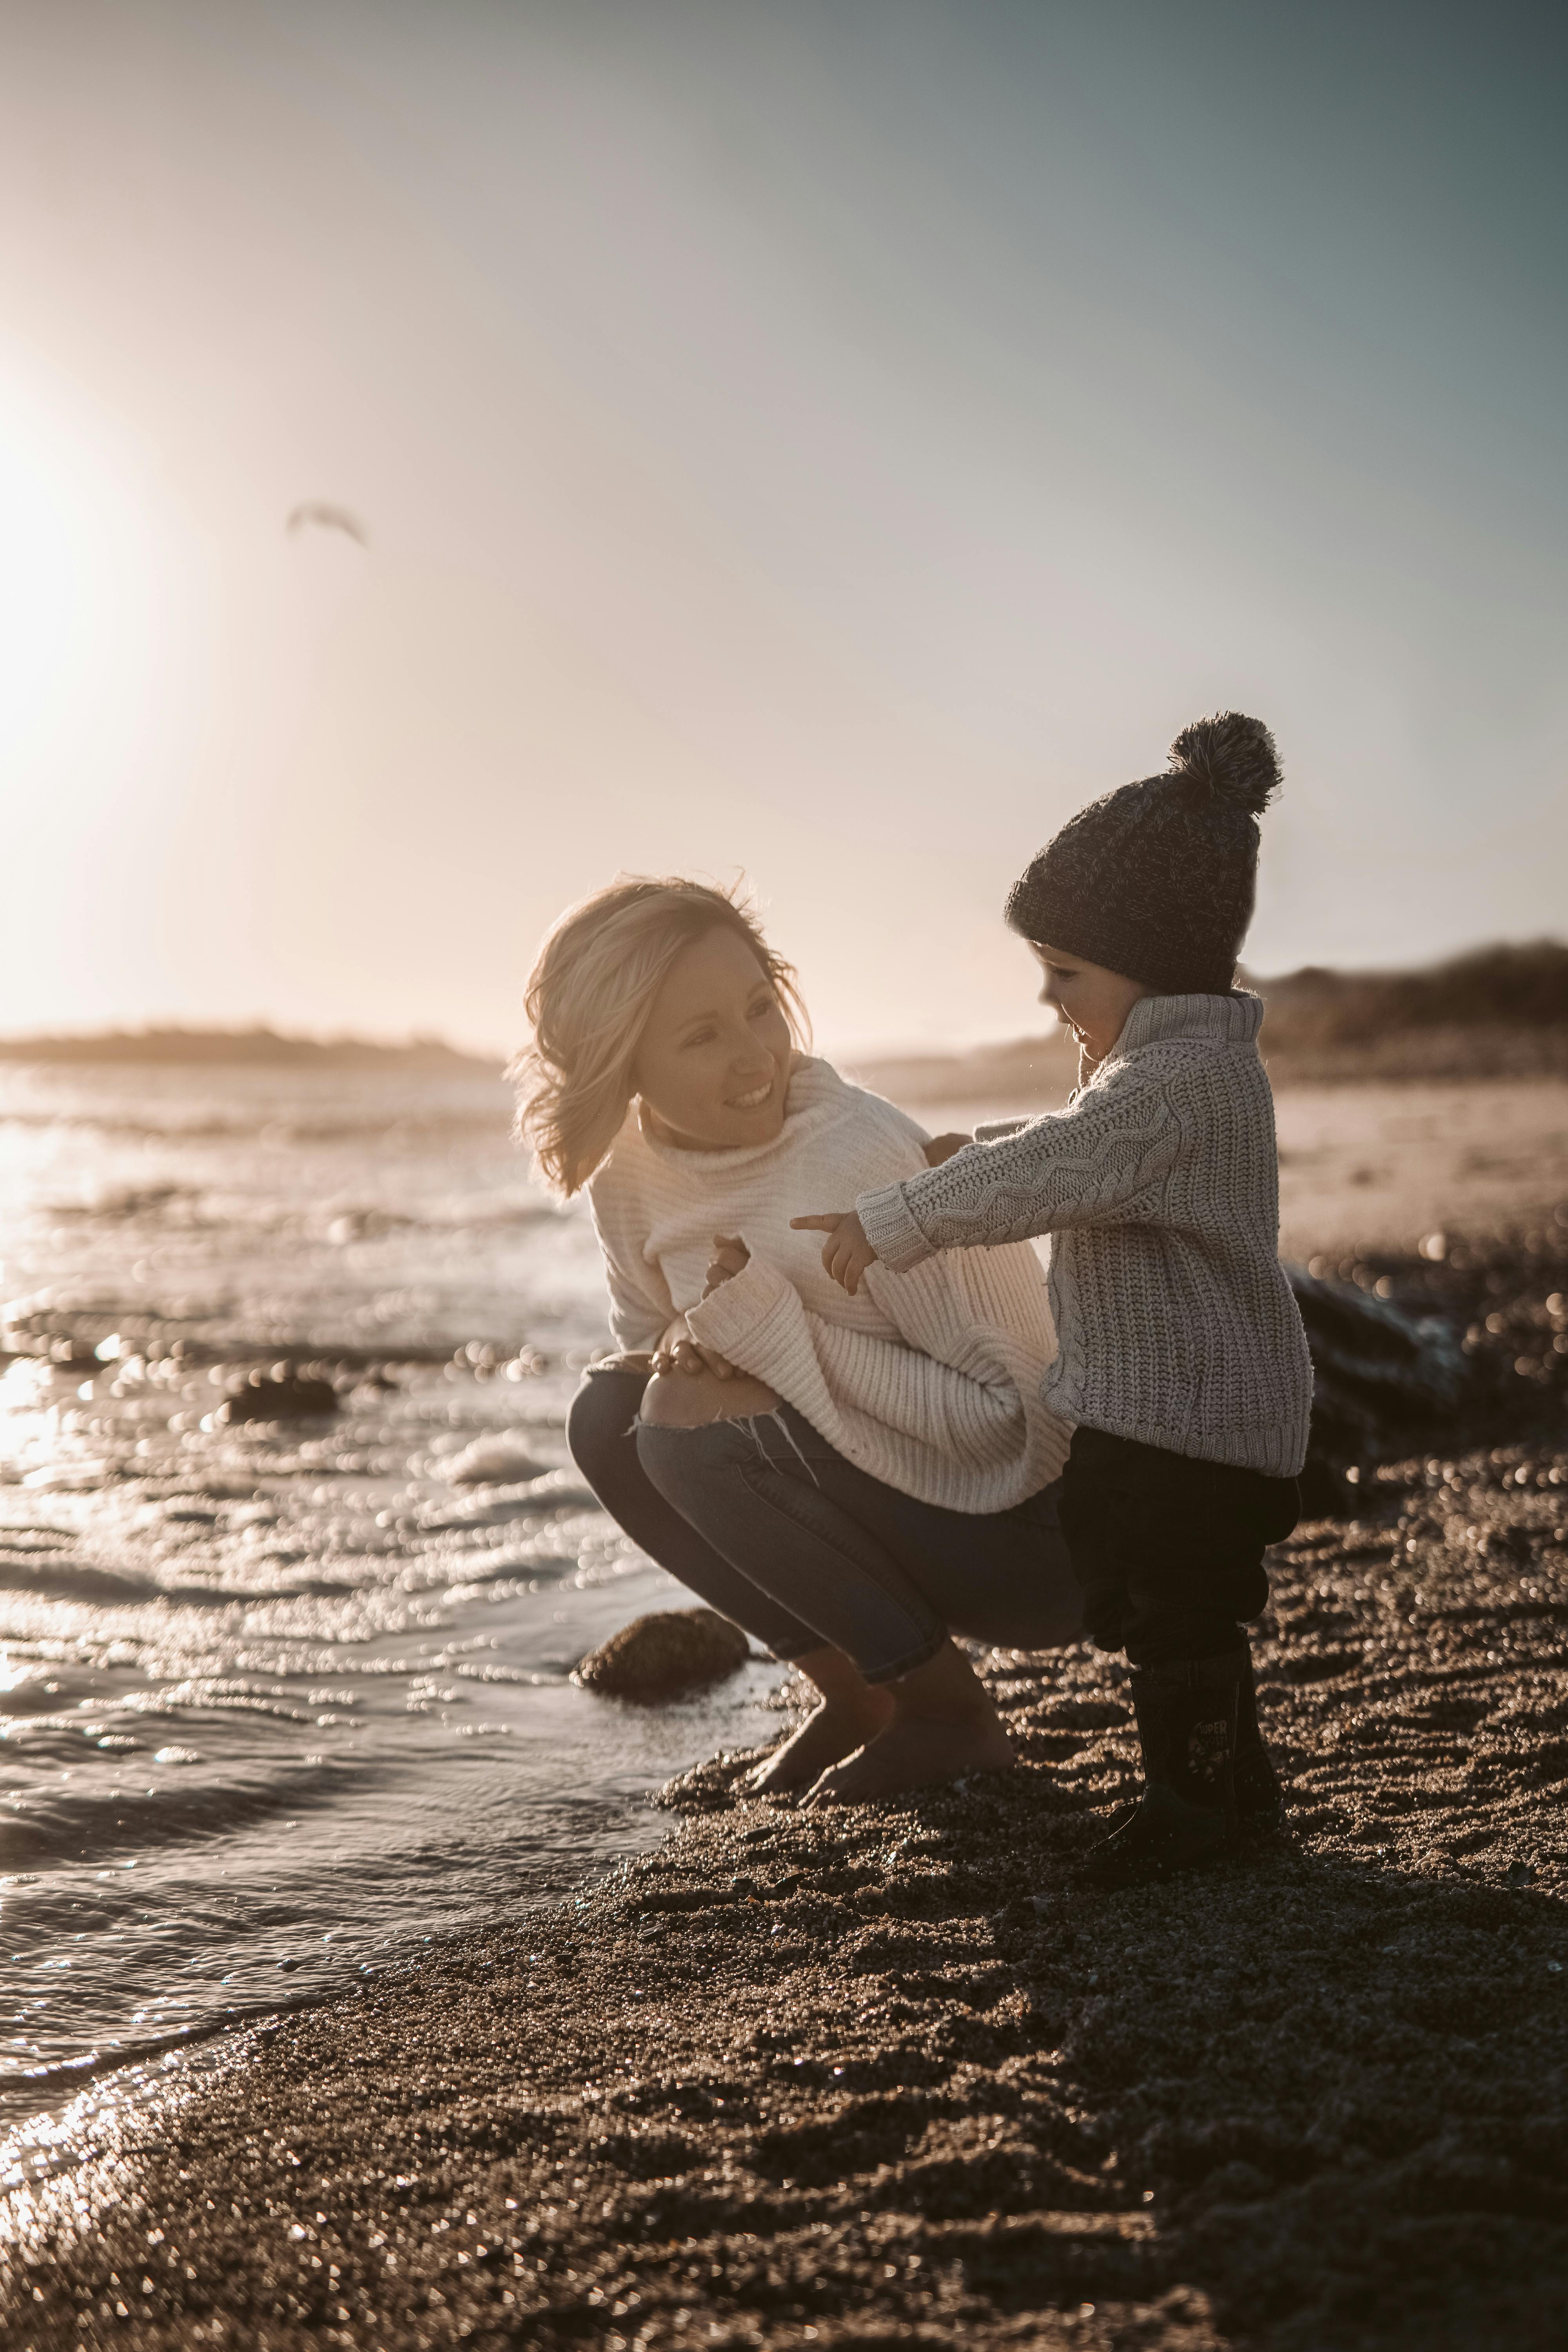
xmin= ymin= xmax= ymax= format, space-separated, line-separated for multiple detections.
xmin=5 ymin=1319 xmax=1566 ymax=2347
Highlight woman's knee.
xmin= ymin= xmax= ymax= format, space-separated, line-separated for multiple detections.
xmin=636 ymin=1364 xmax=779 ymax=1430
xmin=566 ymin=1368 xmax=646 ymax=1484
xmin=635 ymin=1410 xmax=755 ymax=1507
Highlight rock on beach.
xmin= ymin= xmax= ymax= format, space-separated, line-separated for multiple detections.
xmin=214 ymin=1368 xmax=339 ymax=1424
xmin=573 ymin=1606 xmax=752 ymax=1698
xmin=445 ymin=1433 xmax=549 ymax=1485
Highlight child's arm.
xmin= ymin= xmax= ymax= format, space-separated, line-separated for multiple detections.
xmin=787 ymin=1122 xmax=976 ymax=1295
xmin=789 ymin=1209 xmax=879 ymax=1295
xmin=833 ymin=1069 xmax=1182 ymax=1278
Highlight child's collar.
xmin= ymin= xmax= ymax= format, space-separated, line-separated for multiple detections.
xmin=1116 ymin=988 xmax=1264 ymax=1054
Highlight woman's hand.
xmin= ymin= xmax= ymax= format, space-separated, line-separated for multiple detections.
xmin=790 ymin=1210 xmax=879 ymax=1296
xmin=923 ymin=1131 xmax=972 ymax=1167
xmin=702 ymin=1233 xmax=750 ymax=1296
xmin=652 ymin=1312 xmax=740 ymax=1382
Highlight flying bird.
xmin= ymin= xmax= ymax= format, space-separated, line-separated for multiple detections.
xmin=286 ymin=501 xmax=369 ymax=548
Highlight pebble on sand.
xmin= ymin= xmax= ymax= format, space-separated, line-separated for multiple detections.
xmin=216 ymin=1370 xmax=339 ymax=1424
xmin=573 ymin=1608 xmax=751 ymax=1700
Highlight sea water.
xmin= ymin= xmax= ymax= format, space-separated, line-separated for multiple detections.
xmin=0 ymin=1058 xmax=780 ymax=2139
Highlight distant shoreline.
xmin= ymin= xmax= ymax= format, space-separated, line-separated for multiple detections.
xmin=852 ymin=1022 xmax=1568 ymax=1107
xmin=852 ymin=939 xmax=1568 ymax=1102
xmin=4 ymin=1025 xmax=1564 ymax=1094
xmin=0 ymin=1027 xmax=503 ymax=1074
xmin=4 ymin=940 xmax=1564 ymax=1088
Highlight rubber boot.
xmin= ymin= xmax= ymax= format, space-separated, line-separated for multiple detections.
xmin=1234 ymin=1647 xmax=1287 ymax=1833
xmin=1083 ymin=1652 xmax=1240 ymax=1886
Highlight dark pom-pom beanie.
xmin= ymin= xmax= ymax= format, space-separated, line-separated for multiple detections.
xmin=1005 ymin=711 xmax=1282 ymax=996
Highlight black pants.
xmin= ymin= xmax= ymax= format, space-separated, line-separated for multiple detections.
xmin=1058 ymin=1426 xmax=1300 ymax=1668
xmin=567 ymin=1367 xmax=1082 ymax=1683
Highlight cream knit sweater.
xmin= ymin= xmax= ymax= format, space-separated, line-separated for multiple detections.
xmin=856 ymin=993 xmax=1313 ymax=1479
xmin=586 ymin=1058 xmax=1072 ymax=1513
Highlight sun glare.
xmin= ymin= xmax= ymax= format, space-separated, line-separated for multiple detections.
xmin=0 ymin=372 xmax=113 ymax=757
xmin=0 ymin=357 xmax=211 ymax=1036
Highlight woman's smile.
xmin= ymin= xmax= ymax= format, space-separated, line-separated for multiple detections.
xmin=632 ymin=926 xmax=795 ymax=1152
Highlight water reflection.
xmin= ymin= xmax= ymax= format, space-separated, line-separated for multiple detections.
xmin=0 ymin=1060 xmax=779 ymax=2135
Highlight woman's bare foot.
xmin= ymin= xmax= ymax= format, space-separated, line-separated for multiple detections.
xmin=748 ymin=1687 xmax=895 ymax=1793
xmin=802 ymin=1639 xmax=1014 ymax=1806
xmin=804 ymin=1711 xmax=1013 ymax=1804
xmin=744 ymin=1644 xmax=894 ymax=1794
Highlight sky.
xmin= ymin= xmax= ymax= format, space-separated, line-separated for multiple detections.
xmin=1 ymin=0 xmax=1564 ymax=1056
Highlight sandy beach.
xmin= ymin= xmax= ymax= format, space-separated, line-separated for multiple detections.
xmin=4 ymin=1204 xmax=1566 ymax=2350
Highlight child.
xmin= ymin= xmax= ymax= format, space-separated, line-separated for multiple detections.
xmin=795 ymin=711 xmax=1313 ymax=1877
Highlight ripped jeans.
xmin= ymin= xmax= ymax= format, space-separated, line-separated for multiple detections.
xmin=566 ymin=1366 xmax=1082 ymax=1685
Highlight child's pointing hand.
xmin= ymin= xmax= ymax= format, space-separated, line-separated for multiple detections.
xmin=791 ymin=1210 xmax=878 ymax=1296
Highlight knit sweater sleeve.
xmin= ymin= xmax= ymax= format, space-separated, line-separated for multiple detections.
xmin=586 ymin=1191 xmax=676 ymax=1354
xmin=686 ymin=1253 xmax=1049 ymax=1479
xmin=856 ymin=1067 xmax=1183 ymax=1272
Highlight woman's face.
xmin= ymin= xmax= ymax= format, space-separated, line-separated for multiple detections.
xmin=633 ymin=926 xmax=794 ymax=1151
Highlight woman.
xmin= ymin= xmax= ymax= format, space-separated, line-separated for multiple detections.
xmin=514 ymin=877 xmax=1080 ymax=1802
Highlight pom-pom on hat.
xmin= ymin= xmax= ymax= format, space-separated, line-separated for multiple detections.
xmin=1005 ymin=711 xmax=1282 ymax=996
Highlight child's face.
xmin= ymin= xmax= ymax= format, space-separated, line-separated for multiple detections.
xmin=1029 ymin=940 xmax=1151 ymax=1065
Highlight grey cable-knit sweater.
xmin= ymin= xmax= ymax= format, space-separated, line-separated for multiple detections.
xmin=856 ymin=991 xmax=1313 ymax=1479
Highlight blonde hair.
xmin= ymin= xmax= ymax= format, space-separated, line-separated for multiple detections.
xmin=512 ymin=876 xmax=809 ymax=1195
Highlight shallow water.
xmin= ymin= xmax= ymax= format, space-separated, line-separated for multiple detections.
xmin=0 ymin=1060 xmax=780 ymax=2134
